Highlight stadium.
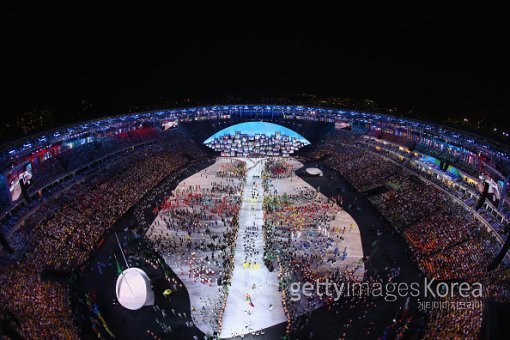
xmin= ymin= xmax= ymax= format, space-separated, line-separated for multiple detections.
xmin=0 ymin=105 xmax=509 ymax=339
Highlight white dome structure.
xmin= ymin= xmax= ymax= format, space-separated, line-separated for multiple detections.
xmin=305 ymin=167 xmax=323 ymax=176
xmin=115 ymin=268 xmax=154 ymax=310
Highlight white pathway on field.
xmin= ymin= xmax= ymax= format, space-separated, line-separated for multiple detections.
xmin=220 ymin=158 xmax=287 ymax=338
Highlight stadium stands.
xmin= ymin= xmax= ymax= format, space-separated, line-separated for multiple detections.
xmin=0 ymin=106 xmax=509 ymax=338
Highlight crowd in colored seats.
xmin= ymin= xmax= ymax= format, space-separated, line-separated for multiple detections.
xmin=309 ymin=133 xmax=510 ymax=338
xmin=363 ymin=137 xmax=509 ymax=237
xmin=0 ymin=128 xmax=207 ymax=338
xmin=1 ymin=124 xmax=509 ymax=338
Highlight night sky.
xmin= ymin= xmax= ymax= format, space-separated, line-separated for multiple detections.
xmin=2 ymin=3 xmax=509 ymax=131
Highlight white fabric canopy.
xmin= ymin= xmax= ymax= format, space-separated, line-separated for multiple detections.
xmin=115 ymin=268 xmax=154 ymax=310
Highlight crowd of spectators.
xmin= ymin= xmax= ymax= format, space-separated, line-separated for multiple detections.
xmin=404 ymin=206 xmax=481 ymax=256
xmin=363 ymin=137 xmax=509 ymax=237
xmin=0 ymin=264 xmax=77 ymax=339
xmin=367 ymin=173 xmax=445 ymax=229
xmin=0 ymin=127 xmax=159 ymax=218
xmin=309 ymin=132 xmax=510 ymax=338
xmin=423 ymin=295 xmax=484 ymax=339
xmin=0 ymin=127 xmax=161 ymax=241
xmin=419 ymin=236 xmax=499 ymax=281
xmin=29 ymin=128 xmax=159 ymax=190
xmin=1 ymin=123 xmax=509 ymax=338
xmin=0 ymin=128 xmax=207 ymax=338
xmin=330 ymin=148 xmax=399 ymax=192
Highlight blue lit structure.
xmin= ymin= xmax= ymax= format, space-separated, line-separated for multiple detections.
xmin=204 ymin=122 xmax=310 ymax=156
xmin=203 ymin=122 xmax=310 ymax=144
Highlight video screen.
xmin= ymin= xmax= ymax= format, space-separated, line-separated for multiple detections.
xmin=335 ymin=119 xmax=351 ymax=130
xmin=6 ymin=162 xmax=33 ymax=202
xmin=161 ymin=120 xmax=178 ymax=130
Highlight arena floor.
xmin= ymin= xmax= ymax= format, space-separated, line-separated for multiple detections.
xmin=73 ymin=157 xmax=425 ymax=339
xmin=147 ymin=157 xmax=364 ymax=337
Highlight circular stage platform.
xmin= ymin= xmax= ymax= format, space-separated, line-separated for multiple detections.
xmin=305 ymin=167 xmax=323 ymax=176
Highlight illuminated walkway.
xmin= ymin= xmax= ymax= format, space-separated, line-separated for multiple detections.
xmin=220 ymin=158 xmax=287 ymax=338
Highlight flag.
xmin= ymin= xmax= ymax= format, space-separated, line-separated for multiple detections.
xmin=114 ymin=253 xmax=123 ymax=275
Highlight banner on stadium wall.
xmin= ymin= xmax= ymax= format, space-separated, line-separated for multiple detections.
xmin=420 ymin=155 xmax=461 ymax=179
